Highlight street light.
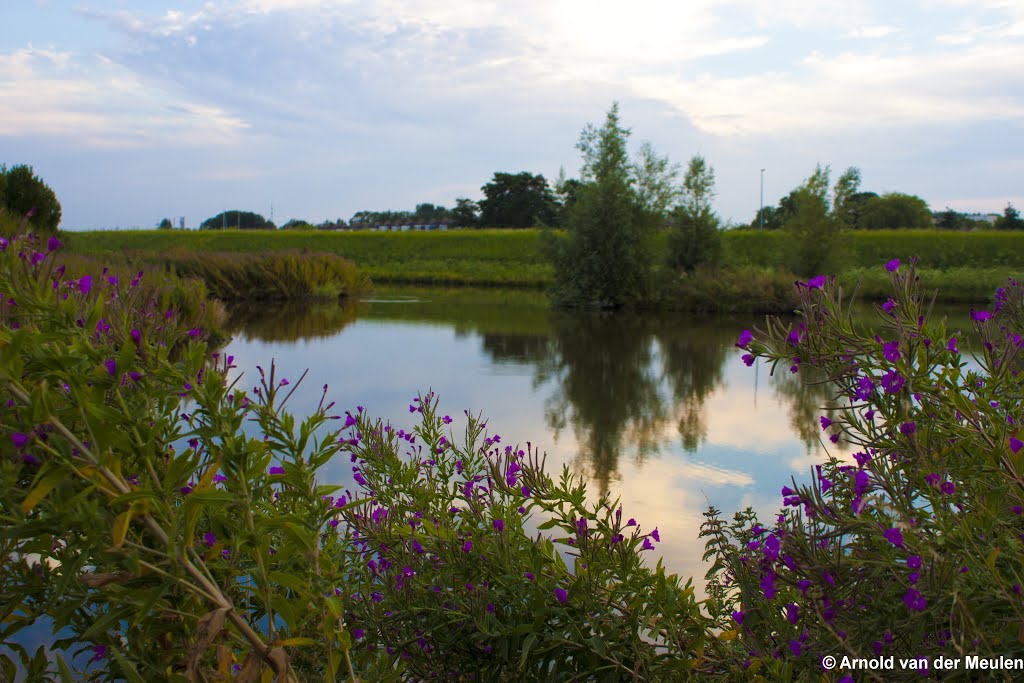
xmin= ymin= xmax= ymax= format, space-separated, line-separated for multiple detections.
xmin=759 ymin=168 xmax=765 ymax=232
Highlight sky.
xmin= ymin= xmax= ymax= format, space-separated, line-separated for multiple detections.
xmin=2 ymin=0 xmax=1023 ymax=230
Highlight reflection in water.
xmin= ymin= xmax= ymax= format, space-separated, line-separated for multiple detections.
xmin=770 ymin=363 xmax=844 ymax=452
xmin=223 ymin=298 xmax=365 ymax=343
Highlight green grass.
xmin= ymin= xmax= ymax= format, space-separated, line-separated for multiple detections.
xmin=64 ymin=228 xmax=1024 ymax=304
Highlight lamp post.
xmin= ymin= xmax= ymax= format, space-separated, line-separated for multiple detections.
xmin=759 ymin=168 xmax=765 ymax=232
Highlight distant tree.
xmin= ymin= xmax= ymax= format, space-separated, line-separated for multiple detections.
xmin=158 ymin=218 xmax=173 ymax=230
xmin=843 ymin=191 xmax=879 ymax=230
xmin=548 ymin=102 xmax=652 ymax=307
xmin=783 ymin=164 xmax=839 ymax=277
xmin=858 ymin=192 xmax=932 ymax=230
xmin=632 ymin=141 xmax=680 ymax=222
xmin=553 ymin=167 xmax=585 ymax=228
xmin=1 ymin=164 xmax=62 ymax=234
xmin=280 ymin=219 xmax=316 ymax=230
xmin=831 ymin=166 xmax=861 ymax=229
xmin=995 ymin=203 xmax=1024 ymax=230
xmin=667 ymin=155 xmax=721 ymax=271
xmin=200 ymin=210 xmax=275 ymax=230
xmin=451 ymin=198 xmax=480 ymax=228
xmin=935 ymin=207 xmax=977 ymax=231
xmin=317 ymin=218 xmax=349 ymax=231
xmin=478 ymin=172 xmax=559 ymax=228
xmin=749 ymin=205 xmax=783 ymax=231
xmin=412 ymin=203 xmax=450 ymax=223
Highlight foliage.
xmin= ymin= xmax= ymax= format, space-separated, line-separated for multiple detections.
xmin=995 ymin=203 xmax=1024 ymax=231
xmin=158 ymin=218 xmax=174 ymax=230
xmin=450 ymin=198 xmax=480 ymax=228
xmin=709 ymin=261 xmax=1024 ymax=681
xmin=478 ymin=172 xmax=560 ymax=228
xmin=200 ymin=211 xmax=275 ymax=231
xmin=632 ymin=141 xmax=680 ymax=220
xmin=667 ymin=155 xmax=721 ymax=272
xmin=831 ymin=167 xmax=861 ymax=229
xmin=858 ymin=192 xmax=933 ymax=230
xmin=280 ymin=219 xmax=317 ymax=231
xmin=159 ymin=251 xmax=372 ymax=301
xmin=782 ymin=164 xmax=840 ymax=277
xmin=1 ymin=165 xmax=62 ymax=235
xmin=548 ymin=103 xmax=655 ymax=308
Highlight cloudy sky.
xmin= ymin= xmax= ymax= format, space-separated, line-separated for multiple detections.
xmin=3 ymin=0 xmax=1023 ymax=229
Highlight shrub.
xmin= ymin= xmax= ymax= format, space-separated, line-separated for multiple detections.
xmin=710 ymin=260 xmax=1024 ymax=680
xmin=1 ymin=165 xmax=62 ymax=235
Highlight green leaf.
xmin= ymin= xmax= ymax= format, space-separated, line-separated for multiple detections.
xmin=518 ymin=632 xmax=537 ymax=671
xmin=110 ymin=646 xmax=146 ymax=683
xmin=55 ymin=653 xmax=76 ymax=683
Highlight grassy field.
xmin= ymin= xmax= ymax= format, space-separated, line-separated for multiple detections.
xmin=64 ymin=228 xmax=1024 ymax=303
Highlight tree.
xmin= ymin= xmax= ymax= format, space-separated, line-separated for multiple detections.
xmin=632 ymin=141 xmax=680 ymax=221
xmin=158 ymin=218 xmax=173 ymax=230
xmin=478 ymin=172 xmax=559 ymax=228
xmin=1 ymin=164 xmax=62 ymax=234
xmin=548 ymin=103 xmax=652 ymax=307
xmin=831 ymin=166 xmax=861 ymax=228
xmin=858 ymin=192 xmax=932 ymax=229
xmin=783 ymin=164 xmax=838 ymax=277
xmin=995 ymin=202 xmax=1024 ymax=230
xmin=554 ymin=167 xmax=585 ymax=227
xmin=450 ymin=198 xmax=480 ymax=228
xmin=199 ymin=210 xmax=275 ymax=230
xmin=280 ymin=219 xmax=316 ymax=230
xmin=667 ymin=155 xmax=721 ymax=271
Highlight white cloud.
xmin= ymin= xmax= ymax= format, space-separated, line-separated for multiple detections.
xmin=0 ymin=47 xmax=249 ymax=146
xmin=849 ymin=24 xmax=897 ymax=38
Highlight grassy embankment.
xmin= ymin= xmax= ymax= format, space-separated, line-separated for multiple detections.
xmin=64 ymin=228 xmax=1024 ymax=309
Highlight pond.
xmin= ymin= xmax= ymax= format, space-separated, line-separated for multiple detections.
xmin=220 ymin=286 xmax=976 ymax=592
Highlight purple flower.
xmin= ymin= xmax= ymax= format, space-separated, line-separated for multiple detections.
xmin=47 ymin=236 xmax=61 ymax=252
xmin=819 ymin=416 xmax=832 ymax=430
xmin=105 ymin=359 xmax=116 ymax=376
xmin=971 ymin=309 xmax=993 ymax=322
xmin=947 ymin=336 xmax=958 ymax=354
xmin=1011 ymin=437 xmax=1023 ymax=454
xmin=11 ymin=432 xmax=29 ymax=449
xmin=882 ymin=298 xmax=896 ymax=314
xmin=907 ymin=555 xmax=922 ymax=569
xmin=442 ymin=415 xmax=452 ymax=424
xmin=493 ymin=519 xmax=505 ymax=532
xmin=884 ymin=527 xmax=904 ymax=548
xmin=855 ymin=470 xmax=870 ymax=496
xmin=880 ymin=370 xmax=905 ymax=394
xmin=789 ymin=640 xmax=801 ymax=657
xmin=856 ymin=376 xmax=875 ymax=400
xmin=903 ymin=587 xmax=927 ymax=611
xmin=353 ymin=628 xmax=364 ymax=640
xmin=214 ymin=474 xmax=228 ymax=484
xmin=651 ymin=527 xmax=660 ymax=542
xmin=641 ymin=537 xmax=655 ymax=551
xmin=787 ymin=325 xmax=803 ymax=347
xmin=883 ymin=340 xmax=900 ymax=363
xmin=900 ymin=421 xmax=916 ymax=435
xmin=188 ymin=328 xmax=202 ymax=338
xmin=462 ymin=540 xmax=473 ymax=553
xmin=786 ymin=603 xmax=799 ymax=624
xmin=885 ymin=258 xmax=900 ymax=272
xmin=554 ymin=588 xmax=567 ymax=604
xmin=797 ymin=580 xmax=811 ymax=595
xmin=268 ymin=466 xmax=285 ymax=475
xmin=91 ymin=644 xmax=108 ymax=662
xmin=78 ymin=275 xmax=93 ymax=294
xmin=764 ymin=534 xmax=780 ymax=560
xmin=731 ymin=610 xmax=745 ymax=624
xmin=760 ymin=569 xmax=777 ymax=599
xmin=742 ymin=353 xmax=755 ymax=367
xmin=204 ymin=532 xmax=216 ymax=547
xmin=736 ymin=329 xmax=753 ymax=347
xmin=524 ymin=572 xmax=535 ymax=582
xmin=807 ymin=274 xmax=827 ymax=290
xmin=941 ymin=481 xmax=955 ymax=495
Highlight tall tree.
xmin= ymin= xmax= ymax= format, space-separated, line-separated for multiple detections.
xmin=450 ymin=198 xmax=480 ymax=228
xmin=632 ymin=141 xmax=680 ymax=221
xmin=832 ymin=166 xmax=861 ymax=228
xmin=478 ymin=172 xmax=559 ymax=228
xmin=1 ymin=164 xmax=62 ymax=234
xmin=783 ymin=164 xmax=839 ymax=277
xmin=995 ymin=203 xmax=1024 ymax=230
xmin=667 ymin=155 xmax=721 ymax=271
xmin=858 ymin=193 xmax=932 ymax=229
xmin=548 ymin=103 xmax=652 ymax=307
xmin=199 ymin=210 xmax=275 ymax=230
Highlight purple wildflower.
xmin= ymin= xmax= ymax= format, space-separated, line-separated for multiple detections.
xmin=884 ymin=527 xmax=904 ymax=548
xmin=204 ymin=532 xmax=216 ymax=547
xmin=807 ymin=274 xmax=827 ymax=290
xmin=971 ymin=309 xmax=993 ymax=322
xmin=11 ymin=432 xmax=29 ymax=449
xmin=742 ymin=353 xmax=755 ymax=366
xmin=268 ymin=466 xmax=285 ymax=475
xmin=732 ymin=610 xmax=745 ymax=624
xmin=885 ymin=258 xmax=899 ymax=272
xmin=1011 ymin=437 xmax=1023 ymax=454
xmin=786 ymin=603 xmax=799 ymax=624
xmin=554 ymin=588 xmax=568 ymax=604
xmin=493 ymin=519 xmax=505 ymax=532
xmin=947 ymin=336 xmax=958 ymax=354
xmin=462 ymin=540 xmax=472 ymax=553
xmin=736 ymin=329 xmax=753 ymax=347
xmin=903 ymin=587 xmax=927 ymax=611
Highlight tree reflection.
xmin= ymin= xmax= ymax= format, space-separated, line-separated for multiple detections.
xmin=769 ymin=362 xmax=843 ymax=452
xmin=223 ymin=298 xmax=364 ymax=343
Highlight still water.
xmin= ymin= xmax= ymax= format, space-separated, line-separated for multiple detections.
xmin=221 ymin=286 xmax=973 ymax=590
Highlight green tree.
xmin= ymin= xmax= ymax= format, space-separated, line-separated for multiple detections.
xmin=450 ymin=197 xmax=480 ymax=228
xmin=667 ymin=155 xmax=721 ymax=271
xmin=200 ymin=210 xmax=275 ymax=230
xmin=632 ymin=141 xmax=680 ymax=221
xmin=995 ymin=202 xmax=1024 ymax=230
xmin=280 ymin=219 xmax=316 ymax=230
xmin=858 ymin=192 xmax=932 ymax=229
xmin=831 ymin=166 xmax=861 ymax=228
xmin=157 ymin=218 xmax=173 ymax=230
xmin=1 ymin=164 xmax=62 ymax=234
xmin=478 ymin=172 xmax=559 ymax=228
xmin=783 ymin=163 xmax=838 ymax=277
xmin=548 ymin=103 xmax=652 ymax=307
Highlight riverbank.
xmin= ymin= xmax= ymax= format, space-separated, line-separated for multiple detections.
xmin=63 ymin=228 xmax=1022 ymax=306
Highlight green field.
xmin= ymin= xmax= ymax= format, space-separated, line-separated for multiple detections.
xmin=64 ymin=228 xmax=1024 ymax=303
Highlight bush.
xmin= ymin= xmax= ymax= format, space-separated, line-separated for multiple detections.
xmin=712 ymin=259 xmax=1024 ymax=680
xmin=1 ymin=165 xmax=61 ymax=235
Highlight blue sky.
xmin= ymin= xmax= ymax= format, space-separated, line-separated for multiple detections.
xmin=3 ymin=0 xmax=1023 ymax=229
